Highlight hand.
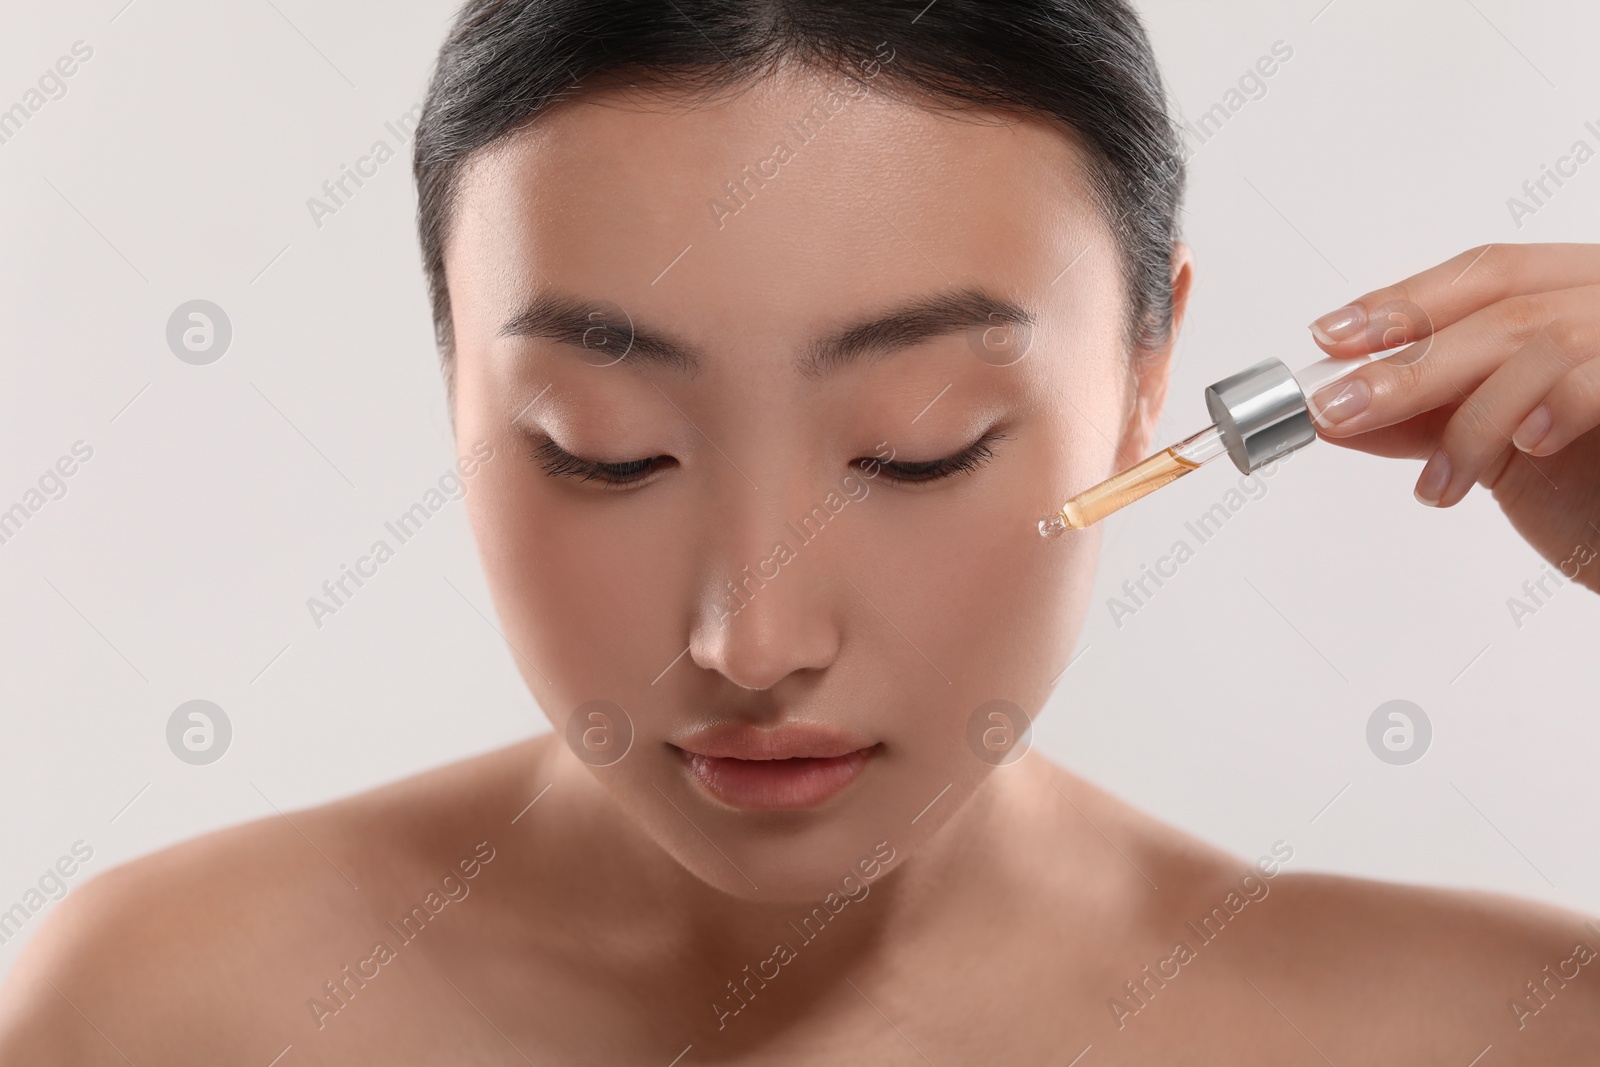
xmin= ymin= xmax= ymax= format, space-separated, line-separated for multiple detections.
xmin=1304 ymin=243 xmax=1600 ymax=595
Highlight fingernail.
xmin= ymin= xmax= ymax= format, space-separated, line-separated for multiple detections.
xmin=1512 ymin=404 xmax=1552 ymax=453
xmin=1414 ymin=449 xmax=1451 ymax=506
xmin=1310 ymin=304 xmax=1366 ymax=345
xmin=1309 ymin=376 xmax=1370 ymax=427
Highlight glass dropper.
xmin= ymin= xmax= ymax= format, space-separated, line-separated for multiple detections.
xmin=1039 ymin=351 xmax=1384 ymax=537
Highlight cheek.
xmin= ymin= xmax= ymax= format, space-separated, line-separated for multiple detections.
xmin=883 ymin=379 xmax=1121 ymax=729
xmin=816 ymin=476 xmax=1100 ymax=880
xmin=862 ymin=472 xmax=1101 ymax=735
xmin=460 ymin=429 xmax=693 ymax=720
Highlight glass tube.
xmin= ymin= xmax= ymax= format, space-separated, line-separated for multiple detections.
xmin=1038 ymin=424 xmax=1228 ymax=536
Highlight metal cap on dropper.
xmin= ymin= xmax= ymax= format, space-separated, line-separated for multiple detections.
xmin=1039 ymin=350 xmax=1386 ymax=536
xmin=1203 ymin=357 xmax=1318 ymax=475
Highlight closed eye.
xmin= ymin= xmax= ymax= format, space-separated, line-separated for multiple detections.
xmin=863 ymin=431 xmax=1007 ymax=485
xmin=530 ymin=430 xmax=1008 ymax=488
xmin=528 ymin=437 xmax=676 ymax=487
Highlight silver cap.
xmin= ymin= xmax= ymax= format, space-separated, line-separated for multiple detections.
xmin=1203 ymin=357 xmax=1317 ymax=474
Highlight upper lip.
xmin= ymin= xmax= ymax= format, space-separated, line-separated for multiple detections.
xmin=673 ymin=721 xmax=876 ymax=761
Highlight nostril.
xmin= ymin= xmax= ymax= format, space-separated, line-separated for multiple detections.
xmin=689 ymin=602 xmax=839 ymax=692
xmin=696 ymin=638 xmax=792 ymax=692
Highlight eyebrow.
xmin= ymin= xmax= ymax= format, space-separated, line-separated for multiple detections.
xmin=498 ymin=287 xmax=1034 ymax=377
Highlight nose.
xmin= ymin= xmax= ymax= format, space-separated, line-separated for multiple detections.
xmin=689 ymin=495 xmax=842 ymax=691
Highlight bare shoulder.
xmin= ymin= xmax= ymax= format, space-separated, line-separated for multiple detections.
xmin=0 ymin=737 xmax=545 ymax=1064
xmin=1045 ymin=770 xmax=1600 ymax=1059
xmin=1241 ymin=871 xmax=1600 ymax=1049
xmin=1037 ymin=765 xmax=1276 ymax=901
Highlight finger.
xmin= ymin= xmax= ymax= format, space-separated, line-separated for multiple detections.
xmin=1316 ymin=405 xmax=1455 ymax=461
xmin=1307 ymin=283 xmax=1600 ymax=441
xmin=1307 ymin=243 xmax=1600 ymax=355
xmin=1417 ymin=314 xmax=1592 ymax=507
xmin=1512 ymin=354 xmax=1600 ymax=458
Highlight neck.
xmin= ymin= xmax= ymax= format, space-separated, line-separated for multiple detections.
xmin=509 ymin=736 xmax=1066 ymax=978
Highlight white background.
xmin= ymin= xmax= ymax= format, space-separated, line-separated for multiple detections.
xmin=2 ymin=0 xmax=1597 ymax=977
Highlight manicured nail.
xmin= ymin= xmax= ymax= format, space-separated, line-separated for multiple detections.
xmin=1414 ymin=449 xmax=1451 ymax=506
xmin=1512 ymin=404 xmax=1552 ymax=453
xmin=1310 ymin=304 xmax=1366 ymax=345
xmin=1309 ymin=376 xmax=1370 ymax=427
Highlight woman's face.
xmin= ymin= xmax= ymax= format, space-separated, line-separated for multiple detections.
xmin=445 ymin=62 xmax=1182 ymax=901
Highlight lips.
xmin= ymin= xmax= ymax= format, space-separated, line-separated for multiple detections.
xmin=673 ymin=723 xmax=879 ymax=810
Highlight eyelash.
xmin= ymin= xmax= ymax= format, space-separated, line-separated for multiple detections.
xmin=528 ymin=432 xmax=1008 ymax=488
xmin=869 ymin=431 xmax=1008 ymax=485
xmin=527 ymin=437 xmax=674 ymax=487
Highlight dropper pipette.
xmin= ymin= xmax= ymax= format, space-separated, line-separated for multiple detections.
xmin=1039 ymin=352 xmax=1385 ymax=536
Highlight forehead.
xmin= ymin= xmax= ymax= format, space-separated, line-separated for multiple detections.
xmin=446 ymin=63 xmax=1118 ymax=349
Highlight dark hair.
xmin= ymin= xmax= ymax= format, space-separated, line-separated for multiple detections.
xmin=413 ymin=0 xmax=1185 ymax=386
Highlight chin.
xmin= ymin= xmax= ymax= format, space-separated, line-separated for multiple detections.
xmin=659 ymin=819 xmax=907 ymax=905
xmin=610 ymin=744 xmax=982 ymax=903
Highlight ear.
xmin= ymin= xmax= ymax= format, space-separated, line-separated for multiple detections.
xmin=1116 ymin=243 xmax=1193 ymax=467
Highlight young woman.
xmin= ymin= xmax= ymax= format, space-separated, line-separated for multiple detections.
xmin=4 ymin=1 xmax=1598 ymax=1062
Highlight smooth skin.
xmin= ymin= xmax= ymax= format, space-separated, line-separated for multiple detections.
xmin=1 ymin=63 xmax=1597 ymax=1065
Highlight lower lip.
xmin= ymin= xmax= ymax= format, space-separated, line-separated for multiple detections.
xmin=678 ymin=747 xmax=877 ymax=810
